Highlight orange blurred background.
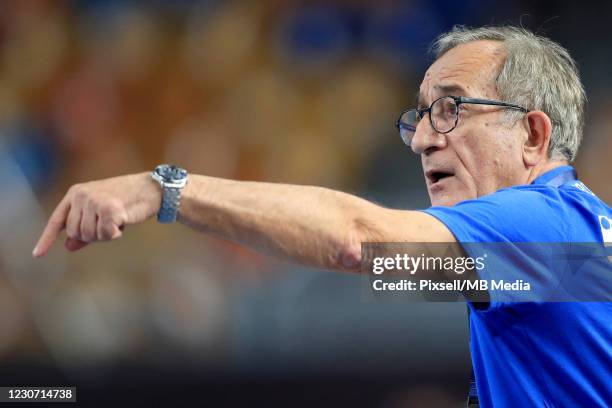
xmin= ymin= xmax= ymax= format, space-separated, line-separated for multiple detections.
xmin=0 ymin=1 xmax=610 ymax=406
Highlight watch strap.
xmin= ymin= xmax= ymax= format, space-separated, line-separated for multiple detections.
xmin=158 ymin=186 xmax=181 ymax=223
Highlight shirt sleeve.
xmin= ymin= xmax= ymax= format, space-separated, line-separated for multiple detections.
xmin=422 ymin=186 xmax=572 ymax=309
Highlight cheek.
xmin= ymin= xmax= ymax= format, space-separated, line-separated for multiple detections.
xmin=490 ymin=128 xmax=525 ymax=177
xmin=454 ymin=132 xmax=489 ymax=178
xmin=452 ymin=124 xmax=520 ymax=192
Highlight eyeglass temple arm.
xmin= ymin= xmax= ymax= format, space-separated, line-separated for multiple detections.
xmin=457 ymin=97 xmax=528 ymax=112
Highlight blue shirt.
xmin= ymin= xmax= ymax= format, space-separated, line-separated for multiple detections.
xmin=424 ymin=166 xmax=612 ymax=407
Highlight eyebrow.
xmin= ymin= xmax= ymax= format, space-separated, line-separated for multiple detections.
xmin=416 ymin=84 xmax=469 ymax=108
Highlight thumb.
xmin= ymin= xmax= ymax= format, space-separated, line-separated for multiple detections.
xmin=65 ymin=237 xmax=89 ymax=252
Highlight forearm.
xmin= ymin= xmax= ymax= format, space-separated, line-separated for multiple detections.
xmin=178 ymin=175 xmax=378 ymax=271
xmin=34 ymin=172 xmax=454 ymax=263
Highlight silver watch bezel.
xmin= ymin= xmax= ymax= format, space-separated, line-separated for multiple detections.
xmin=151 ymin=165 xmax=188 ymax=188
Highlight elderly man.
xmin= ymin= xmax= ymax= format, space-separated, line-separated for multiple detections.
xmin=34 ymin=26 xmax=610 ymax=407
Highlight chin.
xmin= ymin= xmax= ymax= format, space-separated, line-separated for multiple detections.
xmin=426 ymin=176 xmax=477 ymax=207
xmin=428 ymin=188 xmax=474 ymax=207
xmin=429 ymin=195 xmax=461 ymax=207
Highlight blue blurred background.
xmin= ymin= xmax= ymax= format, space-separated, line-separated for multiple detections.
xmin=0 ymin=1 xmax=610 ymax=406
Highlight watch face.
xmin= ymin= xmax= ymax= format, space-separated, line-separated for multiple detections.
xmin=156 ymin=165 xmax=187 ymax=181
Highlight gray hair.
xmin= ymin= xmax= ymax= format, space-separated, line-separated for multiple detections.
xmin=430 ymin=25 xmax=586 ymax=162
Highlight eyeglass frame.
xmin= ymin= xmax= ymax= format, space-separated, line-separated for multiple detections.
xmin=395 ymin=95 xmax=530 ymax=143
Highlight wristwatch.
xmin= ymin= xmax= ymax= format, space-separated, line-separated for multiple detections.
xmin=151 ymin=164 xmax=188 ymax=223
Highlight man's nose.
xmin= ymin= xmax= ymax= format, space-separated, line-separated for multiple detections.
xmin=410 ymin=118 xmax=447 ymax=155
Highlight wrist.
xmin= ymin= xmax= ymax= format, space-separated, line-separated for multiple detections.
xmin=175 ymin=173 xmax=199 ymax=224
xmin=137 ymin=172 xmax=163 ymax=219
xmin=128 ymin=172 xmax=162 ymax=219
xmin=150 ymin=165 xmax=188 ymax=223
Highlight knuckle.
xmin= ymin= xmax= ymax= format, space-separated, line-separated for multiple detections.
xmin=98 ymin=204 xmax=113 ymax=218
xmin=69 ymin=183 xmax=83 ymax=195
xmin=100 ymin=199 xmax=122 ymax=218
xmin=90 ymin=197 xmax=103 ymax=212
xmin=81 ymin=230 xmax=94 ymax=242
xmin=66 ymin=221 xmax=80 ymax=239
xmin=66 ymin=230 xmax=79 ymax=240
xmin=72 ymin=188 xmax=88 ymax=202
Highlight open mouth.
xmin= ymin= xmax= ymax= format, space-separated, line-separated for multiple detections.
xmin=427 ymin=170 xmax=454 ymax=184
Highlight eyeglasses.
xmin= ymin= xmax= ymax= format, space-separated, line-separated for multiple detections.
xmin=395 ymin=96 xmax=529 ymax=148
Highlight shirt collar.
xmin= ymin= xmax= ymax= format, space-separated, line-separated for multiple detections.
xmin=531 ymin=165 xmax=577 ymax=186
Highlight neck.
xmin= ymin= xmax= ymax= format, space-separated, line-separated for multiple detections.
xmin=526 ymin=160 xmax=569 ymax=184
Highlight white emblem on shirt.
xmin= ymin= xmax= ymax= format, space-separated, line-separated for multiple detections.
xmin=599 ymin=215 xmax=612 ymax=262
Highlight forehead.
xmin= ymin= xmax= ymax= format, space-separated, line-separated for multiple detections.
xmin=419 ymin=40 xmax=505 ymax=102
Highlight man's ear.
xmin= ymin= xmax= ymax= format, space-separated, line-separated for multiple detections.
xmin=523 ymin=110 xmax=553 ymax=166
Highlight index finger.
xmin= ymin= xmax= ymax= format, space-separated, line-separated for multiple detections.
xmin=33 ymin=196 xmax=71 ymax=257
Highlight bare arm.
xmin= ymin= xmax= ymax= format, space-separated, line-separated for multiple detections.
xmin=33 ymin=172 xmax=454 ymax=271
xmin=178 ymin=175 xmax=454 ymax=270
